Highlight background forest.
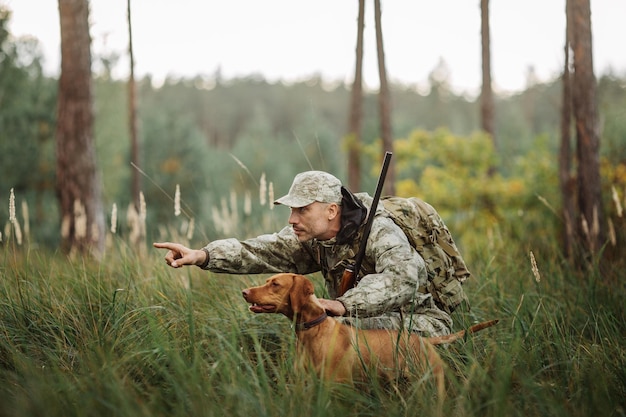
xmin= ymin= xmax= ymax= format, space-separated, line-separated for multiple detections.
xmin=1 ymin=3 xmax=626 ymax=417
xmin=2 ymin=24 xmax=626 ymax=251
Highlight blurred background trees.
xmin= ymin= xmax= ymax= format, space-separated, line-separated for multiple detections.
xmin=56 ymin=0 xmax=105 ymax=255
xmin=0 ymin=7 xmax=57 ymax=245
xmin=565 ymin=0 xmax=605 ymax=260
xmin=0 ymin=2 xmax=624 ymax=268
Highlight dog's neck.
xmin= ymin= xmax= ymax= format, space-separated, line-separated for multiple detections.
xmin=291 ymin=295 xmax=328 ymax=332
xmin=294 ymin=312 xmax=328 ymax=331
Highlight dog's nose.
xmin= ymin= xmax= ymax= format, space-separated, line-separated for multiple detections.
xmin=242 ymin=289 xmax=250 ymax=300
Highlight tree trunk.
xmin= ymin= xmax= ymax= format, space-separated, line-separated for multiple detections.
xmin=128 ymin=0 xmax=141 ymax=210
xmin=56 ymin=0 xmax=105 ymax=255
xmin=560 ymin=0 xmax=576 ymax=260
xmin=374 ymin=0 xmax=395 ymax=195
xmin=346 ymin=0 xmax=365 ymax=192
xmin=570 ymin=0 xmax=605 ymax=257
xmin=480 ymin=0 xmax=496 ymax=175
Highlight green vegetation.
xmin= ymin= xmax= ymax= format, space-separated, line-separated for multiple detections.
xmin=1 ymin=217 xmax=624 ymax=417
xmin=2 ymin=123 xmax=625 ymax=415
xmin=2 ymin=9 xmax=626 ymax=416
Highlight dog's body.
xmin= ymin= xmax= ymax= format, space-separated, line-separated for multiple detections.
xmin=242 ymin=273 xmax=497 ymax=393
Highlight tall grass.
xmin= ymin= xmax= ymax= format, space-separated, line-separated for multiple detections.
xmin=1 ymin=222 xmax=625 ymax=416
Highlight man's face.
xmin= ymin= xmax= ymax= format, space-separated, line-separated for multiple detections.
xmin=288 ymin=202 xmax=339 ymax=242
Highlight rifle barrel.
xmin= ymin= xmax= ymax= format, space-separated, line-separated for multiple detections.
xmin=338 ymin=151 xmax=392 ymax=296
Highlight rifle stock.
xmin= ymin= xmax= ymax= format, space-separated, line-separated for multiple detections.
xmin=338 ymin=152 xmax=392 ymax=296
xmin=339 ymin=267 xmax=355 ymax=297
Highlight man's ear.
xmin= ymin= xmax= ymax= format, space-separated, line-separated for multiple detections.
xmin=289 ymin=274 xmax=314 ymax=313
xmin=327 ymin=202 xmax=340 ymax=221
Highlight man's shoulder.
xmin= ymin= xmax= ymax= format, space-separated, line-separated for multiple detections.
xmin=354 ymin=192 xmax=372 ymax=206
xmin=354 ymin=192 xmax=387 ymax=216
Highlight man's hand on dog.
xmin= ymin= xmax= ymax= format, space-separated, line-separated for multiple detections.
xmin=318 ymin=299 xmax=347 ymax=316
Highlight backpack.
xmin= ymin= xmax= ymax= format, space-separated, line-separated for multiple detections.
xmin=380 ymin=196 xmax=471 ymax=313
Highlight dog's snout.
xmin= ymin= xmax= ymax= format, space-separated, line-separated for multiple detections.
xmin=242 ymin=288 xmax=250 ymax=300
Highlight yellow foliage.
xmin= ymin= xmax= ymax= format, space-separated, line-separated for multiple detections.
xmin=602 ymin=158 xmax=626 ymax=187
xmin=372 ymin=129 xmax=625 ymax=264
xmin=387 ymin=128 xmax=557 ymax=262
xmin=395 ymin=179 xmax=420 ymax=198
xmin=393 ymin=128 xmax=509 ymax=210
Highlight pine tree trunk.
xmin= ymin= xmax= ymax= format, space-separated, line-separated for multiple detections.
xmin=347 ymin=0 xmax=365 ymax=192
xmin=560 ymin=0 xmax=576 ymax=260
xmin=374 ymin=0 xmax=395 ymax=195
xmin=56 ymin=0 xmax=105 ymax=255
xmin=571 ymin=0 xmax=605 ymax=257
xmin=480 ymin=0 xmax=496 ymax=176
xmin=128 ymin=0 xmax=141 ymax=210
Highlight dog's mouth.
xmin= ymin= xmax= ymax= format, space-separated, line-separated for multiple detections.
xmin=248 ymin=303 xmax=277 ymax=313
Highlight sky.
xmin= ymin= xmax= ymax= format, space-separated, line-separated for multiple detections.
xmin=3 ymin=0 xmax=626 ymax=96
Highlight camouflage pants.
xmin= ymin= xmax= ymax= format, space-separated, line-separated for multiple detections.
xmin=337 ymin=307 xmax=453 ymax=337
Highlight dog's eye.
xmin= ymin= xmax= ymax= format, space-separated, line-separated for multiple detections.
xmin=271 ymin=281 xmax=280 ymax=287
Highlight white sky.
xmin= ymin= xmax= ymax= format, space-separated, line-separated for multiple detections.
xmin=3 ymin=0 xmax=626 ymax=96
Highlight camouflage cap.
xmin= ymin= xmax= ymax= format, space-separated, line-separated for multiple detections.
xmin=274 ymin=171 xmax=343 ymax=207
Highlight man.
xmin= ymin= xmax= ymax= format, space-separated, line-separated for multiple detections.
xmin=154 ymin=171 xmax=452 ymax=336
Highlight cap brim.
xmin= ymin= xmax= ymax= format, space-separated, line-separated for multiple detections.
xmin=273 ymin=195 xmax=314 ymax=208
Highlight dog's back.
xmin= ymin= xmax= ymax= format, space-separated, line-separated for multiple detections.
xmin=341 ymin=326 xmax=445 ymax=390
xmin=303 ymin=314 xmax=498 ymax=389
xmin=242 ymin=272 xmax=497 ymax=393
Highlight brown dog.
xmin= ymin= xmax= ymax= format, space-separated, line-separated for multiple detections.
xmin=242 ymin=273 xmax=497 ymax=393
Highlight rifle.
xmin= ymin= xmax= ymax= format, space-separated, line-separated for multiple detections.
xmin=338 ymin=151 xmax=392 ymax=296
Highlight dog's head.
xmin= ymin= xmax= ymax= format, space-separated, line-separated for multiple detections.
xmin=242 ymin=273 xmax=315 ymax=319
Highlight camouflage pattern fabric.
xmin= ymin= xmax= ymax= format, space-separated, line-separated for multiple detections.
xmin=274 ymin=171 xmax=343 ymax=207
xmin=204 ymin=192 xmax=453 ymax=337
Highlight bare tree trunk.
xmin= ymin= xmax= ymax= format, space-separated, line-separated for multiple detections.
xmin=346 ymin=0 xmax=365 ymax=192
xmin=560 ymin=0 xmax=576 ymax=260
xmin=56 ymin=0 xmax=104 ymax=256
xmin=128 ymin=0 xmax=141 ymax=210
xmin=570 ymin=0 xmax=605 ymax=258
xmin=480 ymin=0 xmax=496 ymax=176
xmin=374 ymin=0 xmax=394 ymax=195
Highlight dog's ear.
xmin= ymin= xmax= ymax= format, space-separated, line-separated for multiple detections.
xmin=289 ymin=274 xmax=314 ymax=313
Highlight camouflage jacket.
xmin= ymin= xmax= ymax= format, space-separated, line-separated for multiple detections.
xmin=204 ymin=193 xmax=453 ymax=335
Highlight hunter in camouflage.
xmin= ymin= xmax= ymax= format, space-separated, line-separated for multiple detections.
xmin=155 ymin=171 xmax=453 ymax=337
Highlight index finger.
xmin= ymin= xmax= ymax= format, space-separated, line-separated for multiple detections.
xmin=153 ymin=242 xmax=176 ymax=250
